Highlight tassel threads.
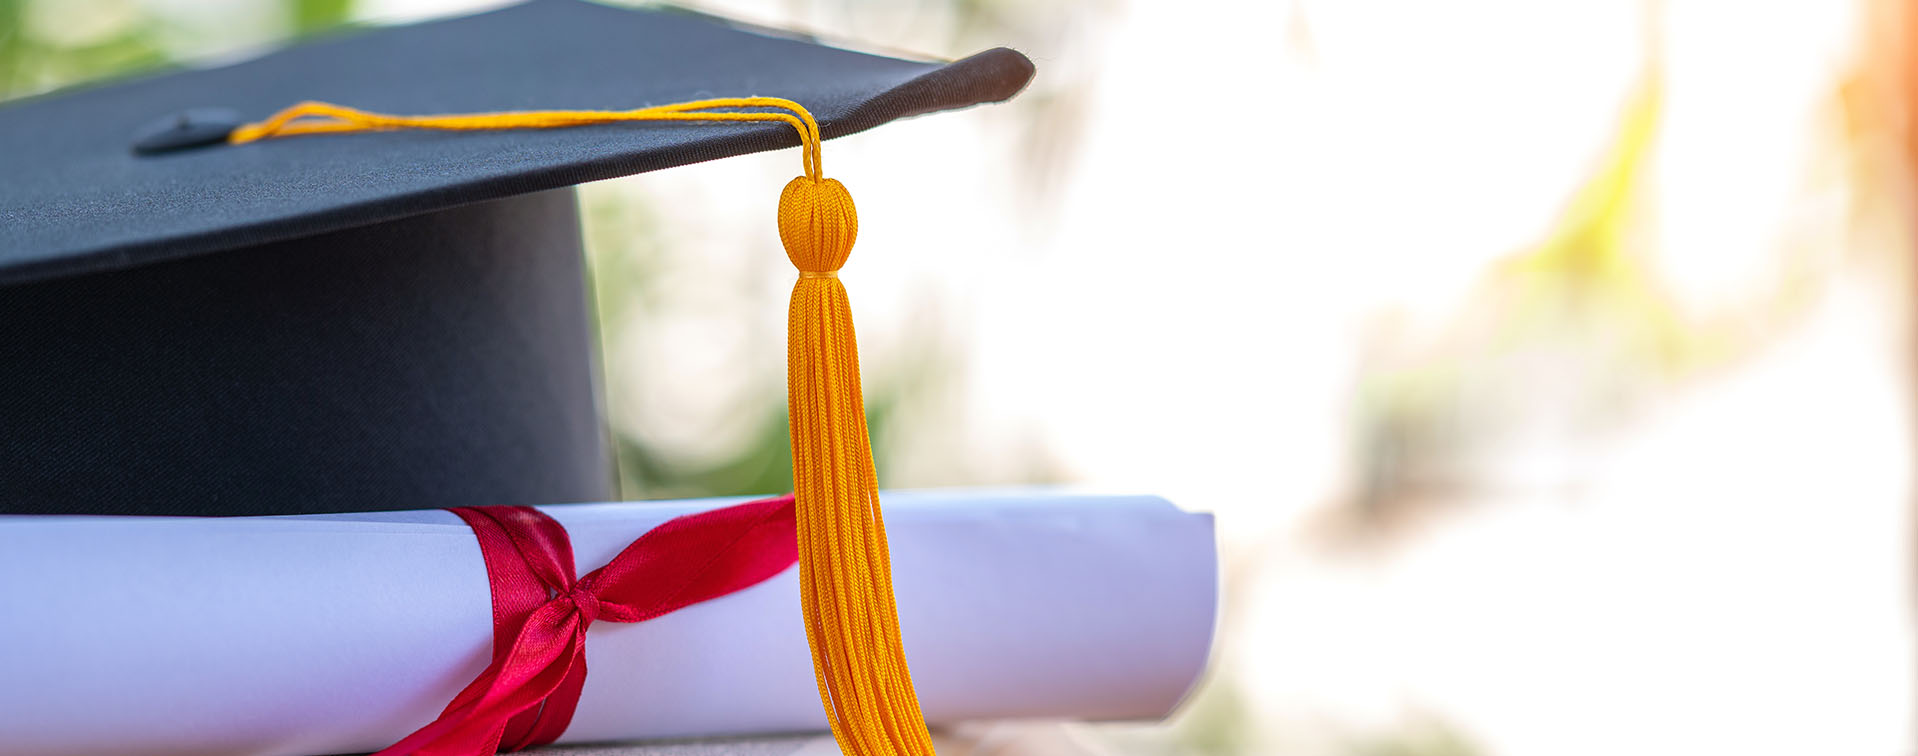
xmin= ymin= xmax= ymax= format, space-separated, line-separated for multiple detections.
xmin=780 ymin=176 xmax=935 ymax=756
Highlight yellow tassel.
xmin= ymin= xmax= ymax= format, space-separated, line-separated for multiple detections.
xmin=780 ymin=176 xmax=935 ymax=755
xmin=232 ymin=97 xmax=937 ymax=755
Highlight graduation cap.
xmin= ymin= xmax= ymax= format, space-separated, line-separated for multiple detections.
xmin=0 ymin=0 xmax=1030 ymax=520
xmin=1 ymin=4 xmax=1032 ymax=752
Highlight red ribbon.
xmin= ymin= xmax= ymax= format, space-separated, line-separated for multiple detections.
xmin=375 ymin=495 xmax=799 ymax=756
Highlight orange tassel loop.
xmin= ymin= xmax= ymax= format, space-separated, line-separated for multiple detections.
xmin=233 ymin=98 xmax=935 ymax=755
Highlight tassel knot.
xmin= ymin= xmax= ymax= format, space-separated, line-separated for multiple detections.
xmin=778 ymin=176 xmax=857 ymax=273
xmin=782 ymin=170 xmax=936 ymax=755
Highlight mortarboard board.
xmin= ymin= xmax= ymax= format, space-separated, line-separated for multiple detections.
xmin=0 ymin=0 xmax=1034 ymax=519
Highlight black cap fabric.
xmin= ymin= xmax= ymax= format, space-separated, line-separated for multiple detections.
xmin=0 ymin=0 xmax=1035 ymax=284
xmin=0 ymin=0 xmax=1033 ymax=516
xmin=2 ymin=190 xmax=612 ymax=516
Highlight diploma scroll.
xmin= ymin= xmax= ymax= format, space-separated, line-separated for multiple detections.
xmin=0 ymin=490 xmax=1215 ymax=756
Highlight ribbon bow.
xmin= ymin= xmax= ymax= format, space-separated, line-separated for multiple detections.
xmin=376 ymin=495 xmax=799 ymax=756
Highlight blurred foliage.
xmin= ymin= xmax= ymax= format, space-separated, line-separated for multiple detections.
xmin=0 ymin=0 xmax=165 ymax=97
xmin=1169 ymin=672 xmax=1254 ymax=756
xmin=1351 ymin=65 xmax=1827 ymax=524
xmin=1353 ymin=79 xmax=1672 ymax=517
xmin=290 ymin=0 xmax=356 ymax=33
xmin=610 ymin=386 xmax=914 ymax=499
xmin=0 ymin=0 xmax=355 ymax=99
xmin=1350 ymin=720 xmax=1482 ymax=756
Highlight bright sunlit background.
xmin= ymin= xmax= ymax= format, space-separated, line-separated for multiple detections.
xmin=7 ymin=0 xmax=1916 ymax=753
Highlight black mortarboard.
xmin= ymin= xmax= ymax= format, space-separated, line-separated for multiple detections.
xmin=0 ymin=0 xmax=1034 ymax=517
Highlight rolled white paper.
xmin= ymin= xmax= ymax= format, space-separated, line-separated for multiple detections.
xmin=0 ymin=490 xmax=1216 ymax=756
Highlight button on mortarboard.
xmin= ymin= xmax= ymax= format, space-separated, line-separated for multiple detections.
xmin=131 ymin=108 xmax=244 ymax=154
